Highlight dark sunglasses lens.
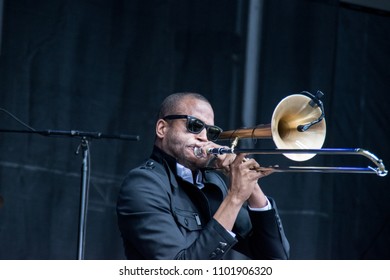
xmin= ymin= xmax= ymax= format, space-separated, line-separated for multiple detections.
xmin=207 ymin=126 xmax=222 ymax=141
xmin=187 ymin=118 xmax=205 ymax=133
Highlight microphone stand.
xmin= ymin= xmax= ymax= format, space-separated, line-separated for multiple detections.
xmin=76 ymin=137 xmax=90 ymax=260
xmin=0 ymin=128 xmax=139 ymax=260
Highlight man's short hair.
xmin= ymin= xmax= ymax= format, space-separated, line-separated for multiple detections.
xmin=157 ymin=92 xmax=210 ymax=120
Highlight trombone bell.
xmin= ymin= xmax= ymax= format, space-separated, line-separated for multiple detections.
xmin=218 ymin=94 xmax=326 ymax=161
xmin=271 ymin=94 xmax=326 ymax=161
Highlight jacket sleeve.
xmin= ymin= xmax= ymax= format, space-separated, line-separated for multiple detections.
xmin=202 ymin=170 xmax=290 ymax=260
xmin=246 ymin=197 xmax=290 ymax=259
xmin=117 ymin=166 xmax=238 ymax=260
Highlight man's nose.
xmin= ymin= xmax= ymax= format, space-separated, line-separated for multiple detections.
xmin=196 ymin=128 xmax=208 ymax=141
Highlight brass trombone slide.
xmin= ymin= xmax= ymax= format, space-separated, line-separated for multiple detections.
xmin=204 ymin=147 xmax=388 ymax=177
xmin=207 ymin=92 xmax=387 ymax=177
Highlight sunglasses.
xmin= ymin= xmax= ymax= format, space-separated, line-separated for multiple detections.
xmin=163 ymin=115 xmax=223 ymax=141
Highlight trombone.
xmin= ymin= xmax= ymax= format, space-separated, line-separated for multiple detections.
xmin=208 ymin=92 xmax=388 ymax=177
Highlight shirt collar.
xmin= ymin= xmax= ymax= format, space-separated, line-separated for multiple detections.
xmin=151 ymin=145 xmax=205 ymax=189
xmin=176 ymin=162 xmax=205 ymax=189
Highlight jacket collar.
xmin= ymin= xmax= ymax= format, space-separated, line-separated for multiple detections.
xmin=150 ymin=145 xmax=179 ymax=189
xmin=150 ymin=145 xmax=176 ymax=171
xmin=150 ymin=145 xmax=208 ymax=188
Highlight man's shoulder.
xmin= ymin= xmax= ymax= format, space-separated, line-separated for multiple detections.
xmin=119 ymin=159 xmax=172 ymax=199
xmin=126 ymin=158 xmax=167 ymax=180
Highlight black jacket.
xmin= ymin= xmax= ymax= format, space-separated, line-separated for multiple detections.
xmin=117 ymin=146 xmax=290 ymax=259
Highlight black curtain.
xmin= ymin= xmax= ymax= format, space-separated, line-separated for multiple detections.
xmin=329 ymin=4 xmax=390 ymax=259
xmin=0 ymin=0 xmax=389 ymax=260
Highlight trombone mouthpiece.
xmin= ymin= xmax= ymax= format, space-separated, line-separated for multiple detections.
xmin=193 ymin=147 xmax=205 ymax=158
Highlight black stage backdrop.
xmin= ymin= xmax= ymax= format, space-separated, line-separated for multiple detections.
xmin=0 ymin=0 xmax=389 ymax=259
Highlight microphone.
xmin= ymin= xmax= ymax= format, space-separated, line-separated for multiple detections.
xmin=297 ymin=90 xmax=325 ymax=132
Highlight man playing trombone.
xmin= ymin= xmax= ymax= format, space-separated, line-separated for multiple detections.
xmin=116 ymin=92 xmax=290 ymax=259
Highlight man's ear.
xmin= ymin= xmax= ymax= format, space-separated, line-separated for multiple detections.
xmin=156 ymin=119 xmax=168 ymax=139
